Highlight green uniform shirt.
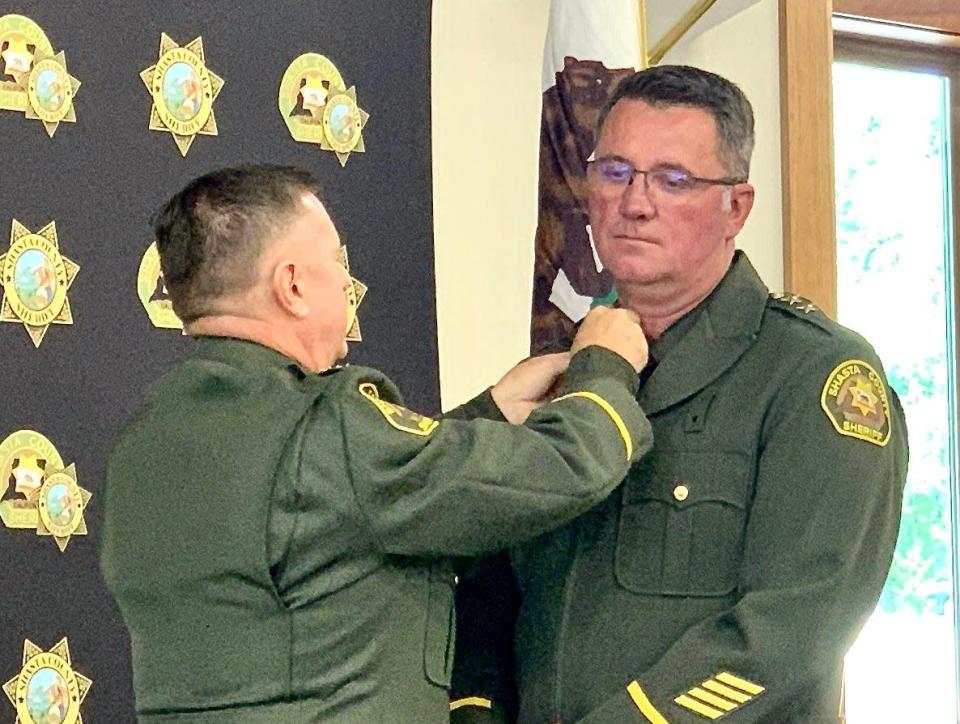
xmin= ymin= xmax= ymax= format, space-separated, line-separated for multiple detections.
xmin=100 ymin=337 xmax=652 ymax=722
xmin=451 ymin=252 xmax=908 ymax=723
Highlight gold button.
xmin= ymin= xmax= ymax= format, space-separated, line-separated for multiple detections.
xmin=673 ymin=484 xmax=689 ymax=502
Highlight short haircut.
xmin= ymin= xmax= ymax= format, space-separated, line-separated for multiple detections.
xmin=597 ymin=65 xmax=755 ymax=178
xmin=151 ymin=164 xmax=318 ymax=323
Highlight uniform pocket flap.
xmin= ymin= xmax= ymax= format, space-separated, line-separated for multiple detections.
xmin=623 ymin=450 xmax=751 ymax=509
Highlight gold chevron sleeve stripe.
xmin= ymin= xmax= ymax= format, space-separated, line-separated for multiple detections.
xmin=702 ymin=679 xmax=751 ymax=703
xmin=554 ymin=391 xmax=633 ymax=459
xmin=626 ymin=681 xmax=669 ymax=723
xmin=688 ymin=687 xmax=738 ymax=711
xmin=449 ymin=697 xmax=492 ymax=711
xmin=675 ymin=694 xmax=724 ymax=719
xmin=716 ymin=671 xmax=765 ymax=695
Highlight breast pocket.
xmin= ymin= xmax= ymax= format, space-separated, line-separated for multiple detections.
xmin=615 ymin=450 xmax=751 ymax=597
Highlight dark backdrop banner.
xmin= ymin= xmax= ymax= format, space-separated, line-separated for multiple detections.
xmin=0 ymin=2 xmax=435 ymax=720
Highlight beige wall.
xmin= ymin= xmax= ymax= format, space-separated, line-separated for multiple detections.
xmin=431 ymin=0 xmax=783 ymax=409
xmin=431 ymin=0 xmax=551 ymax=409
xmin=661 ymin=0 xmax=784 ymax=290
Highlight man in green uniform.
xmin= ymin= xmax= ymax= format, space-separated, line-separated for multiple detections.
xmin=101 ymin=164 xmax=655 ymax=721
xmin=450 ymin=66 xmax=908 ymax=722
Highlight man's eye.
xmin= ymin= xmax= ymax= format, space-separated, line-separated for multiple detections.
xmin=653 ymin=170 xmax=694 ymax=191
xmin=599 ymin=162 xmax=633 ymax=182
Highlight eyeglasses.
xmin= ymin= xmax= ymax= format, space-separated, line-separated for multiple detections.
xmin=586 ymin=157 xmax=746 ymax=196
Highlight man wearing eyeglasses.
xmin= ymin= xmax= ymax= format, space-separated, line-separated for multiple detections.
xmin=451 ymin=65 xmax=908 ymax=723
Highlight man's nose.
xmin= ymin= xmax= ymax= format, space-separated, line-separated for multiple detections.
xmin=618 ymin=174 xmax=656 ymax=219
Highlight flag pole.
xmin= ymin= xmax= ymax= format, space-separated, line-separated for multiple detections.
xmin=637 ymin=0 xmax=650 ymax=68
xmin=647 ymin=0 xmax=720 ymax=64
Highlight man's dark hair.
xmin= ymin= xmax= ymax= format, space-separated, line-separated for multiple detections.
xmin=596 ymin=65 xmax=755 ymax=178
xmin=151 ymin=164 xmax=319 ymax=323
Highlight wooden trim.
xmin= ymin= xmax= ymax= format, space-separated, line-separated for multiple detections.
xmin=648 ymin=0 xmax=720 ymax=66
xmin=779 ymin=0 xmax=837 ymax=317
xmin=834 ymin=15 xmax=960 ymax=50
xmin=833 ymin=0 xmax=960 ymax=35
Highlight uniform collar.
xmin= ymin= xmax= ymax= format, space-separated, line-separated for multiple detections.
xmin=640 ymin=251 xmax=769 ymax=415
xmin=191 ymin=336 xmax=308 ymax=379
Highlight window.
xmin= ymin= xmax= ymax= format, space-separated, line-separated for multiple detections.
xmin=833 ymin=36 xmax=960 ymax=723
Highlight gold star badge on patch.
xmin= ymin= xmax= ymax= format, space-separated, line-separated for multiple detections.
xmin=4 ymin=638 xmax=92 ymax=724
xmin=338 ymin=245 xmax=367 ymax=342
xmin=141 ymin=33 xmax=223 ymax=156
xmin=25 ymin=49 xmax=80 ymax=137
xmin=28 ymin=463 xmax=91 ymax=552
xmin=821 ymin=359 xmax=892 ymax=446
xmin=0 ymin=220 xmax=79 ymax=348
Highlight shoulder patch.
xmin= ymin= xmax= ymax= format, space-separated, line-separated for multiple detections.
xmin=820 ymin=359 xmax=892 ymax=446
xmin=358 ymin=382 xmax=438 ymax=436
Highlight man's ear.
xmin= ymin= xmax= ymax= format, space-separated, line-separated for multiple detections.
xmin=724 ymin=183 xmax=755 ymax=241
xmin=271 ymin=260 xmax=310 ymax=318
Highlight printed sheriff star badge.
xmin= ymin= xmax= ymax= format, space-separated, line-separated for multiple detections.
xmin=278 ymin=53 xmax=369 ymax=167
xmin=29 ymin=463 xmax=91 ymax=552
xmin=339 ymin=245 xmax=367 ymax=342
xmin=0 ymin=220 xmax=79 ymax=348
xmin=25 ymin=49 xmax=80 ymax=136
xmin=4 ymin=638 xmax=92 ymax=724
xmin=141 ymin=33 xmax=223 ymax=156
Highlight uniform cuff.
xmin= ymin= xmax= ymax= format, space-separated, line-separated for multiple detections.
xmin=446 ymin=388 xmax=508 ymax=422
xmin=561 ymin=346 xmax=639 ymax=397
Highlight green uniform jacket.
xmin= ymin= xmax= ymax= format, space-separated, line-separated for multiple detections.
xmin=451 ymin=252 xmax=908 ymax=723
xmin=100 ymin=337 xmax=652 ymax=722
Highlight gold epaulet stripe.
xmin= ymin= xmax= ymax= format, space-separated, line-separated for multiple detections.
xmin=675 ymin=694 xmax=723 ymax=719
xmin=676 ymin=671 xmax=766 ymax=719
xmin=716 ymin=671 xmax=765 ymax=695
xmin=554 ymin=391 xmax=633 ymax=459
xmin=701 ymin=679 xmax=750 ymax=703
xmin=449 ymin=697 xmax=493 ymax=711
xmin=627 ymin=681 xmax=669 ymax=723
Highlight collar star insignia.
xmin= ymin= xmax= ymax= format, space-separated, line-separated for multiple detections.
xmin=140 ymin=33 xmax=224 ymax=156
xmin=771 ymin=291 xmax=818 ymax=314
xmin=0 ymin=219 xmax=79 ymax=348
xmin=338 ymin=245 xmax=367 ymax=342
xmin=28 ymin=463 xmax=91 ymax=552
xmin=24 ymin=49 xmax=80 ymax=137
xmin=4 ymin=638 xmax=92 ymax=724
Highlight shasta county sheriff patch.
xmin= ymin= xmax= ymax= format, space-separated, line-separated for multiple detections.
xmin=358 ymin=382 xmax=437 ymax=436
xmin=0 ymin=14 xmax=53 ymax=112
xmin=278 ymin=52 xmax=368 ymax=167
xmin=3 ymin=637 xmax=92 ymax=724
xmin=137 ymin=241 xmax=183 ymax=330
xmin=141 ymin=33 xmax=223 ymax=156
xmin=0 ymin=430 xmax=64 ymax=530
xmin=820 ymin=359 xmax=891 ymax=446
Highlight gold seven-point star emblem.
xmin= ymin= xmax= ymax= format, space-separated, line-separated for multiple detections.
xmin=0 ymin=220 xmax=79 ymax=348
xmin=339 ymin=245 xmax=367 ymax=342
xmin=25 ymin=49 xmax=80 ymax=137
xmin=141 ymin=33 xmax=224 ymax=156
xmin=3 ymin=638 xmax=92 ymax=724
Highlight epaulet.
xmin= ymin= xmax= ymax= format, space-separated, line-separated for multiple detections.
xmin=767 ymin=292 xmax=835 ymax=333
